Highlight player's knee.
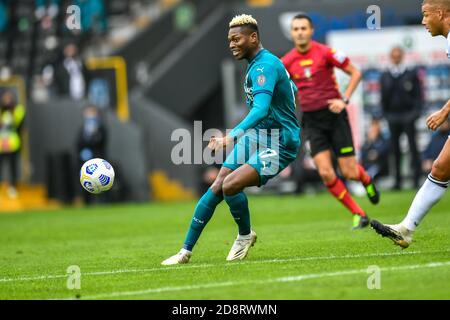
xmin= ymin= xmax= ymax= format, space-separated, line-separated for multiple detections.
xmin=431 ymin=160 xmax=450 ymax=181
xmin=210 ymin=170 xmax=231 ymax=194
xmin=342 ymin=167 xmax=359 ymax=181
xmin=318 ymin=167 xmax=336 ymax=184
xmin=210 ymin=181 xmax=222 ymax=195
xmin=210 ymin=177 xmax=225 ymax=195
xmin=222 ymin=176 xmax=240 ymax=196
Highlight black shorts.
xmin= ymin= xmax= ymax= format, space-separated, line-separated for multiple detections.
xmin=302 ymin=108 xmax=355 ymax=158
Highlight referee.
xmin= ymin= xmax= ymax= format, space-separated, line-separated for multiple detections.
xmin=282 ymin=13 xmax=380 ymax=229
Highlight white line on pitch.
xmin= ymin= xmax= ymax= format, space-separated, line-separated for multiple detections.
xmin=73 ymin=260 xmax=450 ymax=299
xmin=1 ymin=249 xmax=449 ymax=283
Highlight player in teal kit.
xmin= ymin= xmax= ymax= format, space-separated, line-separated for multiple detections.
xmin=162 ymin=14 xmax=300 ymax=265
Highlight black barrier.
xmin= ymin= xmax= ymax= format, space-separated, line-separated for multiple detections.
xmin=46 ymin=151 xmax=75 ymax=204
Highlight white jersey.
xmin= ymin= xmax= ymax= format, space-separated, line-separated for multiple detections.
xmin=446 ymin=32 xmax=450 ymax=139
xmin=447 ymin=32 xmax=450 ymax=59
xmin=444 ymin=32 xmax=450 ymax=138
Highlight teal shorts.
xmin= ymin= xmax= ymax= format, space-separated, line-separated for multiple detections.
xmin=222 ymin=132 xmax=300 ymax=186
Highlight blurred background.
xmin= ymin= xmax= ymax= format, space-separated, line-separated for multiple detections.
xmin=1 ymin=0 xmax=449 ymax=212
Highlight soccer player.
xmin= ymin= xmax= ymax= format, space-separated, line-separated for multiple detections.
xmin=161 ymin=14 xmax=301 ymax=265
xmin=281 ymin=13 xmax=379 ymax=230
xmin=371 ymin=0 xmax=450 ymax=248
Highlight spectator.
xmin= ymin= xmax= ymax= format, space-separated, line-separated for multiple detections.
xmin=0 ymin=65 xmax=12 ymax=81
xmin=45 ymin=43 xmax=88 ymax=100
xmin=360 ymin=118 xmax=390 ymax=182
xmin=0 ymin=0 xmax=8 ymax=33
xmin=0 ymin=90 xmax=25 ymax=199
xmin=76 ymin=105 xmax=107 ymax=203
xmin=76 ymin=0 xmax=107 ymax=35
xmin=380 ymin=46 xmax=423 ymax=189
xmin=35 ymin=0 xmax=60 ymax=20
xmin=422 ymin=119 xmax=450 ymax=173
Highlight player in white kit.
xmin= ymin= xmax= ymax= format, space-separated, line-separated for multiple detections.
xmin=371 ymin=0 xmax=450 ymax=248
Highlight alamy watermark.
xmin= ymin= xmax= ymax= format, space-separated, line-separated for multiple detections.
xmin=367 ymin=5 xmax=381 ymax=30
xmin=366 ymin=265 xmax=381 ymax=289
xmin=170 ymin=121 xmax=282 ymax=176
xmin=67 ymin=265 xmax=81 ymax=290
xmin=66 ymin=5 xmax=81 ymax=31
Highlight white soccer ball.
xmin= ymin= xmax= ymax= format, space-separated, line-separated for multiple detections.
xmin=80 ymin=158 xmax=115 ymax=194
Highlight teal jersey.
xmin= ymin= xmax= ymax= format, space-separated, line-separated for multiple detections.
xmin=233 ymin=48 xmax=300 ymax=150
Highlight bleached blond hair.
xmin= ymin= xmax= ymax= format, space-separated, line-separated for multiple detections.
xmin=229 ymin=14 xmax=258 ymax=28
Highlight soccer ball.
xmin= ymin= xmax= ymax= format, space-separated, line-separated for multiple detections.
xmin=80 ymin=158 xmax=115 ymax=194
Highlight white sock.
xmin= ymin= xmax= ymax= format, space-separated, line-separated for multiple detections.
xmin=237 ymin=233 xmax=252 ymax=240
xmin=401 ymin=174 xmax=448 ymax=231
xmin=180 ymin=248 xmax=191 ymax=255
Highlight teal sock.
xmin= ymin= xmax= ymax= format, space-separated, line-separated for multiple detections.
xmin=183 ymin=188 xmax=223 ymax=251
xmin=224 ymin=192 xmax=251 ymax=235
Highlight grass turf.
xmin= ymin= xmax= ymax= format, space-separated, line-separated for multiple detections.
xmin=0 ymin=191 xmax=449 ymax=299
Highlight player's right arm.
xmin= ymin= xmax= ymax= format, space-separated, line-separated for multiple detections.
xmin=427 ymin=99 xmax=450 ymax=131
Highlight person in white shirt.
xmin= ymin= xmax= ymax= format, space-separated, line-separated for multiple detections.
xmin=380 ymin=47 xmax=423 ymax=190
xmin=371 ymin=0 xmax=450 ymax=248
xmin=45 ymin=43 xmax=87 ymax=100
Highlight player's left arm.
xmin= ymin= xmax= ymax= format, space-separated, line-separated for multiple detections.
xmin=229 ymin=64 xmax=277 ymax=136
xmin=341 ymin=62 xmax=362 ymax=103
xmin=208 ymin=63 xmax=277 ymax=151
xmin=328 ymin=62 xmax=362 ymax=113
xmin=208 ymin=92 xmax=272 ymax=151
xmin=326 ymin=48 xmax=362 ymax=113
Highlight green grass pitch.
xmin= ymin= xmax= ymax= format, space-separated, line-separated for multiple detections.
xmin=0 ymin=191 xmax=449 ymax=299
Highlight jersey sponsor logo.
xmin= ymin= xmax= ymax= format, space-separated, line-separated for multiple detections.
xmin=244 ymin=74 xmax=254 ymax=102
xmin=300 ymin=59 xmax=313 ymax=67
xmin=245 ymin=86 xmax=254 ymax=101
xmin=257 ymin=74 xmax=266 ymax=86
xmin=304 ymin=67 xmax=312 ymax=79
